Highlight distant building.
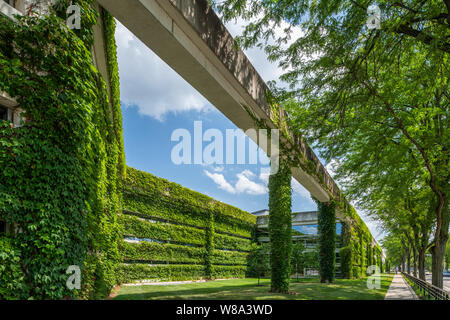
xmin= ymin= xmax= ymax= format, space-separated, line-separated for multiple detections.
xmin=252 ymin=210 xmax=343 ymax=277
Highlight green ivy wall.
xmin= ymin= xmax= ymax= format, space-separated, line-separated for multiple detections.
xmin=339 ymin=205 xmax=384 ymax=279
xmin=117 ymin=167 xmax=256 ymax=283
xmin=0 ymin=1 xmax=123 ymax=299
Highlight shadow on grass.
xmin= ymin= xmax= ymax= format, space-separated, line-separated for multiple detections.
xmin=114 ymin=275 xmax=393 ymax=301
xmin=114 ymin=281 xmax=272 ymax=300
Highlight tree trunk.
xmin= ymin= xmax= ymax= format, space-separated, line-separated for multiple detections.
xmin=407 ymin=250 xmax=411 ymax=274
xmin=431 ymin=208 xmax=449 ymax=289
xmin=431 ymin=238 xmax=448 ymax=288
xmin=418 ymin=246 xmax=426 ymax=280
xmin=413 ymin=247 xmax=418 ymax=278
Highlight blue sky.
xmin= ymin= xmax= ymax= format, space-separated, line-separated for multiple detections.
xmin=114 ymin=17 xmax=384 ymax=242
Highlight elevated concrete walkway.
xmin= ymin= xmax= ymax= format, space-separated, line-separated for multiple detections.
xmin=97 ymin=0 xmax=337 ymax=204
xmin=385 ymin=274 xmax=418 ymax=300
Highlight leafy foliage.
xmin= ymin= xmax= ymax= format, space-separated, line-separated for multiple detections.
xmin=118 ymin=167 xmax=254 ymax=282
xmin=215 ymin=0 xmax=449 ymax=288
xmin=268 ymin=161 xmax=292 ymax=293
xmin=317 ymin=201 xmax=336 ymax=283
xmin=247 ymin=243 xmax=270 ymax=285
xmin=102 ymin=8 xmax=125 ymax=177
xmin=0 ymin=237 xmax=27 ymax=299
xmin=0 ymin=2 xmax=122 ymax=299
xmin=117 ymin=263 xmax=247 ymax=284
xmin=123 ymin=167 xmax=255 ymax=237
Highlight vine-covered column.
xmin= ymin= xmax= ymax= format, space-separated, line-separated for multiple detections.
xmin=316 ymin=200 xmax=336 ymax=283
xmin=268 ymin=158 xmax=292 ymax=293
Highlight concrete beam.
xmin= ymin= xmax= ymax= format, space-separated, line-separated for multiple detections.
xmin=0 ymin=0 xmax=23 ymax=20
xmin=96 ymin=0 xmax=337 ymax=202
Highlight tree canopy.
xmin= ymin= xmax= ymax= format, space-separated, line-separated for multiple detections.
xmin=215 ymin=0 xmax=449 ymax=287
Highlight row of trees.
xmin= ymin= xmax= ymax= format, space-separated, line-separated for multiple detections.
xmin=247 ymin=242 xmax=319 ymax=285
xmin=383 ymin=234 xmax=450 ymax=276
xmin=215 ymin=0 xmax=449 ymax=288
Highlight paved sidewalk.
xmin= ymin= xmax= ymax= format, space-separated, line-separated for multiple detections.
xmin=385 ymin=274 xmax=418 ymax=300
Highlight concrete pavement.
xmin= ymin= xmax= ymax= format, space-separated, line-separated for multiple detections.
xmin=385 ymin=274 xmax=418 ymax=300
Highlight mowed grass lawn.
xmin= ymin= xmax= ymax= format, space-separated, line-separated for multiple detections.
xmin=113 ymin=274 xmax=393 ymax=300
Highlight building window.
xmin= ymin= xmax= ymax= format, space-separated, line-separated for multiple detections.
xmin=0 ymin=220 xmax=6 ymax=233
xmin=0 ymin=106 xmax=8 ymax=121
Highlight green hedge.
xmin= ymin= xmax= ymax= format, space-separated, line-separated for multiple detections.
xmin=119 ymin=214 xmax=206 ymax=246
xmin=123 ymin=167 xmax=255 ymax=237
xmin=212 ymin=250 xmax=248 ymax=266
xmin=123 ymin=189 xmax=254 ymax=238
xmin=122 ymin=190 xmax=208 ymax=228
xmin=214 ymin=233 xmax=252 ymax=251
xmin=119 ymin=241 xmax=205 ymax=264
xmin=119 ymin=167 xmax=256 ymax=281
xmin=213 ymin=265 xmax=247 ymax=278
xmin=118 ymin=167 xmax=257 ymax=283
xmin=117 ymin=264 xmax=246 ymax=283
xmin=117 ymin=264 xmax=205 ymax=283
xmin=120 ymin=215 xmax=252 ymax=252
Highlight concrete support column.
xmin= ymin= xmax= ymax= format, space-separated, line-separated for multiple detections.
xmin=268 ymin=158 xmax=292 ymax=293
xmin=317 ymin=200 xmax=336 ymax=283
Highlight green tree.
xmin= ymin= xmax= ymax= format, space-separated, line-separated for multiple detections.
xmin=216 ymin=0 xmax=449 ymax=288
xmin=291 ymin=241 xmax=306 ymax=282
xmin=369 ymin=173 xmax=435 ymax=279
xmin=247 ymin=243 xmax=271 ymax=286
xmin=382 ymin=233 xmax=404 ymax=271
xmin=303 ymin=248 xmax=319 ymax=270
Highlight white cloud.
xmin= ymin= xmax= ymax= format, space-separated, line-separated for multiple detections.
xmin=204 ymin=169 xmax=268 ymax=196
xmin=235 ymin=171 xmax=268 ymax=195
xmin=114 ymin=12 xmax=303 ymax=121
xmin=204 ymin=170 xmax=235 ymax=194
xmin=240 ymin=169 xmax=255 ymax=178
xmin=115 ymin=21 xmax=211 ymax=121
xmin=259 ymin=168 xmax=270 ymax=185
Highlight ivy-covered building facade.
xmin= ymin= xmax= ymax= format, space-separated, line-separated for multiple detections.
xmin=0 ymin=0 xmax=125 ymax=299
xmin=117 ymin=167 xmax=256 ymax=283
